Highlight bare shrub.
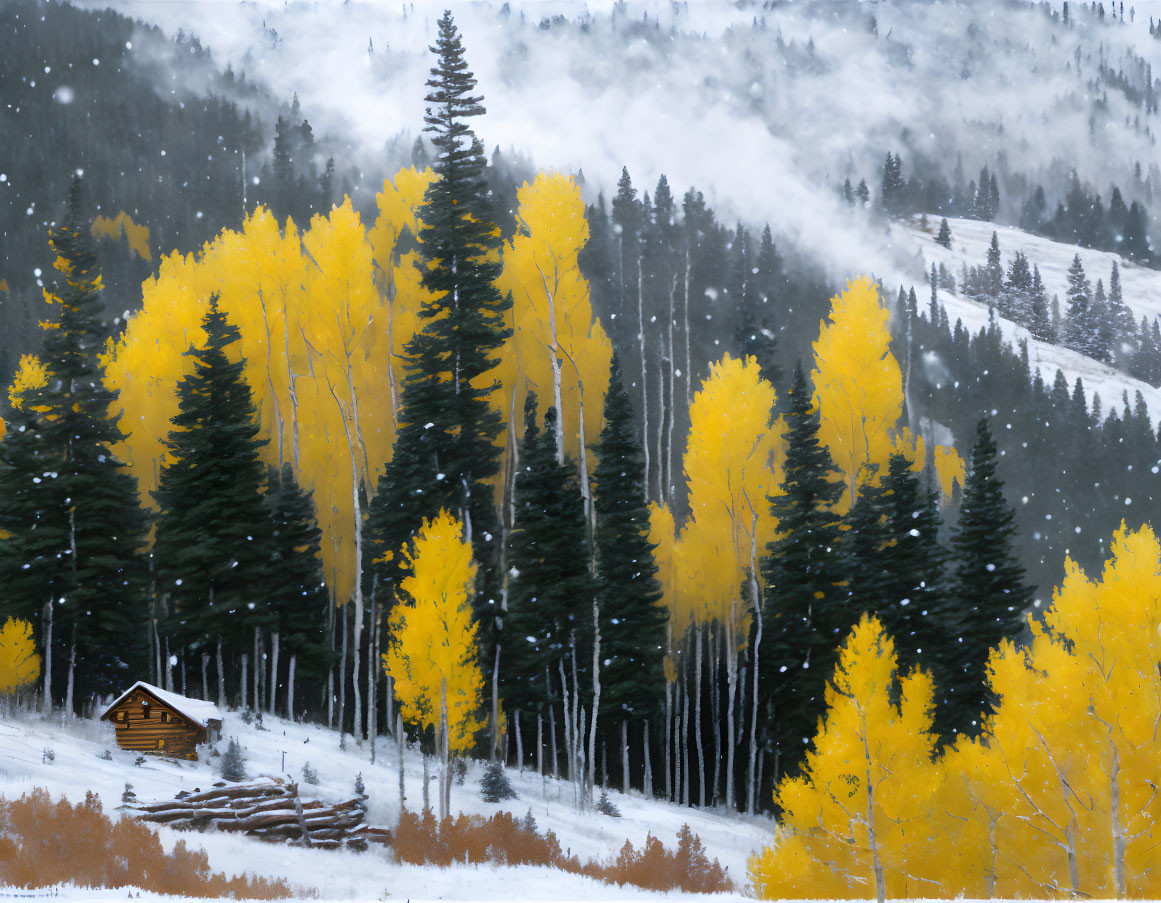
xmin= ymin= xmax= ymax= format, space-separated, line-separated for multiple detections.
xmin=388 ymin=808 xmax=728 ymax=893
xmin=0 ymin=788 xmax=298 ymax=898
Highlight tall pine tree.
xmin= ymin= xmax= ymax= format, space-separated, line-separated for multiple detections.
xmin=760 ymin=366 xmax=847 ymax=781
xmin=153 ymin=296 xmax=274 ymax=704
xmin=0 ymin=179 xmax=148 ymax=709
xmin=947 ymin=418 xmax=1033 ymax=738
xmin=364 ymin=11 xmax=511 ymax=638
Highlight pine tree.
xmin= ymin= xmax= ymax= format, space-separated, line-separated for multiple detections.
xmin=0 ymin=180 xmax=149 ymax=708
xmin=480 ymin=759 xmax=516 ymax=802
xmin=364 ymin=11 xmax=510 ymax=638
xmin=935 ymin=217 xmax=953 ymax=248
xmin=1063 ymin=254 xmax=1099 ymax=358
xmin=1107 ymin=261 xmax=1135 ymax=344
xmin=947 ymin=418 xmax=1033 ymax=738
xmin=220 ymin=737 xmax=247 ymax=782
xmin=1028 ymin=265 xmax=1054 ymax=342
xmin=760 ymin=366 xmax=847 ymax=780
xmin=734 ymin=227 xmax=781 ymax=388
xmin=266 ymin=463 xmax=330 ymax=716
xmin=503 ymin=395 xmax=596 ymax=741
xmin=592 ymin=355 xmax=666 ymax=725
xmin=153 ymin=296 xmax=275 ymax=691
xmin=1002 ymin=250 xmax=1032 ymax=325
xmin=984 ymin=232 xmax=1003 ymax=299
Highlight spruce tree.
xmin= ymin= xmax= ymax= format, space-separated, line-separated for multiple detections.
xmin=947 ymin=418 xmax=1033 ymax=738
xmin=267 ymin=463 xmax=330 ymax=712
xmin=503 ymin=395 xmax=596 ymax=743
xmin=760 ymin=366 xmax=848 ymax=780
xmin=935 ymin=217 xmax=953 ymax=248
xmin=0 ymin=179 xmax=149 ymax=707
xmin=153 ymin=296 xmax=274 ymax=684
xmin=592 ymin=354 xmax=666 ymax=724
xmin=1028 ymin=265 xmax=1054 ymax=342
xmin=1063 ymin=254 xmax=1097 ymax=357
xmin=364 ymin=11 xmax=510 ymax=636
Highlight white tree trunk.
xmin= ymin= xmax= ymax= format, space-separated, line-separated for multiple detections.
xmin=369 ymin=600 xmax=378 ymax=764
xmin=216 ymin=637 xmax=226 ymax=710
xmin=288 ymin=654 xmax=297 ymax=721
xmin=696 ymin=624 xmax=706 ymax=808
xmin=339 ymin=602 xmax=348 ymax=743
xmin=549 ymin=689 xmax=559 ymax=780
xmin=621 ymin=719 xmax=630 ymax=795
xmin=515 ymin=710 xmax=524 ymax=774
xmin=398 ymin=711 xmax=406 ymax=816
xmin=559 ymin=660 xmax=573 ymax=785
xmin=682 ymin=682 xmax=691 ymax=807
xmin=643 ymin=720 xmax=652 ymax=798
xmin=1110 ymin=738 xmax=1126 ymax=899
xmin=683 ymin=247 xmax=693 ymax=408
xmin=746 ymin=532 xmax=763 ymax=816
xmin=637 ymin=256 xmax=650 ymax=501
xmin=64 ymin=640 xmax=75 ymax=718
xmin=537 ymin=713 xmax=544 ymax=788
xmin=711 ymin=628 xmax=722 ymax=805
xmin=201 ymin=654 xmax=209 ymax=701
xmin=587 ymin=590 xmax=601 ymax=808
xmin=241 ymin=654 xmax=249 ymax=712
xmin=491 ymin=644 xmax=502 ymax=760
xmin=655 ymin=333 xmax=665 ymax=501
xmin=269 ymin=631 xmax=280 ymax=715
xmin=546 ymin=296 xmax=565 ymax=464
xmin=253 ymin=627 xmax=262 ymax=712
xmin=665 ymin=278 xmax=677 ymax=502
xmin=665 ymin=671 xmax=673 ymax=801
xmin=725 ymin=611 xmax=738 ymax=812
xmin=440 ymin=677 xmax=450 ymax=821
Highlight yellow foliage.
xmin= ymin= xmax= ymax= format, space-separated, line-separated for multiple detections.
xmin=0 ymin=278 xmax=8 ymax=293
xmin=812 ymin=277 xmax=961 ymax=506
xmin=750 ymin=615 xmax=941 ymax=900
xmin=678 ymin=354 xmax=781 ymax=636
xmin=91 ymin=212 xmax=151 ymax=262
xmin=106 ymin=169 xmax=433 ymax=606
xmin=8 ymin=354 xmax=47 ymax=411
xmin=383 ymin=510 xmax=483 ymax=755
xmin=495 ymin=172 xmax=612 ymax=474
xmin=0 ymin=617 xmax=41 ymax=695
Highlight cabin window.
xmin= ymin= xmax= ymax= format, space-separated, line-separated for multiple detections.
xmin=141 ymin=701 xmax=151 ymax=719
xmin=116 ymin=710 xmax=126 ymax=722
xmin=161 ymin=711 xmax=170 ymax=723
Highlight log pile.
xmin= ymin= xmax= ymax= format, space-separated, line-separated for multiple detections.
xmin=126 ymin=777 xmax=392 ymax=852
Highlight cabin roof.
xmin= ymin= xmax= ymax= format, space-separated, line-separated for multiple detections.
xmin=100 ymin=681 xmax=223 ymax=728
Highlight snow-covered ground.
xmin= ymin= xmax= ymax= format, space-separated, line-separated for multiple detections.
xmin=899 ymin=215 xmax=1161 ymax=428
xmin=0 ymin=707 xmax=769 ymax=900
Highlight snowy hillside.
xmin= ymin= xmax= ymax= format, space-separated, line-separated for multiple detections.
xmin=0 ymin=710 xmax=767 ymax=900
xmin=900 ymin=216 xmax=1161 ymax=427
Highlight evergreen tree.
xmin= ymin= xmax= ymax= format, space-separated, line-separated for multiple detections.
xmin=935 ymin=217 xmax=953 ymax=248
xmin=592 ymin=355 xmax=666 ymax=724
xmin=1002 ymin=250 xmax=1032 ymax=324
xmin=1028 ymin=265 xmax=1054 ymax=342
xmin=0 ymin=180 xmax=149 ymax=707
xmin=364 ymin=11 xmax=510 ymax=636
xmin=480 ymin=759 xmax=516 ymax=802
xmin=760 ymin=366 xmax=848 ymax=780
xmin=1063 ymin=254 xmax=1101 ymax=358
xmin=880 ymin=152 xmax=905 ymax=217
xmin=503 ymin=395 xmax=596 ymax=740
xmin=220 ymin=737 xmax=247 ymax=782
xmin=734 ymin=226 xmax=781 ymax=388
xmin=267 ymin=463 xmax=331 ymax=713
xmin=153 ymin=297 xmax=274 ymax=679
xmin=984 ymin=232 xmax=1004 ymax=299
xmin=1107 ymin=261 xmax=1135 ymax=344
xmin=855 ymin=179 xmax=870 ymax=207
xmin=947 ymin=418 xmax=1033 ymax=738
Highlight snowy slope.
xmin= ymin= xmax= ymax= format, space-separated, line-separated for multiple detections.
xmin=0 ymin=708 xmax=768 ymax=900
xmin=898 ymin=216 xmax=1161 ymax=428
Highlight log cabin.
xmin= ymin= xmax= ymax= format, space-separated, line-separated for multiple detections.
xmin=101 ymin=682 xmax=223 ymax=760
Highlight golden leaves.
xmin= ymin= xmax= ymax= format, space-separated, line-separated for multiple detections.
xmin=0 ymin=617 xmax=41 ymax=695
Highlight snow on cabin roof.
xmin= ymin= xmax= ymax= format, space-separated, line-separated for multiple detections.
xmin=100 ymin=681 xmax=223 ymax=728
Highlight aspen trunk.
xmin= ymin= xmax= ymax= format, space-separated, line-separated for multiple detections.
xmin=326 ymin=597 xmax=334 ymax=729
xmin=339 ymin=603 xmax=348 ymax=742
xmin=369 ymin=600 xmax=378 ymax=764
xmin=571 ymin=643 xmax=583 ymax=806
xmin=655 ymin=332 xmax=665 ymax=500
xmin=643 ymin=720 xmax=652 ymax=798
xmin=269 ymin=631 xmax=280 ymax=715
xmin=696 ymin=624 xmax=706 ymax=808
xmin=1110 ymin=738 xmax=1126 ymax=899
xmin=163 ymin=635 xmax=172 ymax=694
xmin=440 ymin=677 xmax=450 ymax=821
xmin=559 ymin=660 xmax=573 ymax=785
xmin=725 ymin=612 xmax=738 ymax=812
xmin=64 ymin=639 xmax=75 ymax=717
xmin=491 ymin=644 xmax=501 ymax=760
xmin=683 ymin=246 xmax=692 ymax=408
xmin=549 ymin=690 xmax=559 ymax=780
xmin=515 ymin=709 xmax=524 ymax=774
xmin=253 ymin=627 xmax=261 ymax=712
xmin=241 ymin=654 xmax=249 ymax=712
xmin=587 ymin=589 xmax=601 ymax=807
xmin=665 ymin=673 xmax=673 ymax=802
xmin=747 ymin=537 xmax=763 ymax=816
xmin=397 ymin=711 xmax=406 ymax=816
xmin=637 ymin=256 xmax=649 ymax=501
xmin=422 ymin=748 xmax=430 ymax=813
xmin=712 ymin=627 xmax=722 ymax=806
xmin=201 ymin=654 xmax=209 ymax=701
xmin=537 ymin=713 xmax=544 ymax=789
xmin=682 ymin=682 xmax=691 ymax=806
xmin=674 ymin=678 xmax=683 ymax=805
xmin=545 ymin=296 xmax=565 ymax=464
xmin=288 ymin=654 xmax=297 ymax=721
xmin=216 ymin=637 xmax=225 ymax=710
xmin=621 ymin=719 xmax=630 ymax=795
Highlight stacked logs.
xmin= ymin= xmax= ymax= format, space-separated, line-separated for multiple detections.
xmin=126 ymin=777 xmax=392 ymax=852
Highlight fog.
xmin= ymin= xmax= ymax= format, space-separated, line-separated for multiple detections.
xmin=76 ymin=0 xmax=1161 ymax=284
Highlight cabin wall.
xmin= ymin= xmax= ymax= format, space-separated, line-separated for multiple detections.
xmin=106 ymin=692 xmax=205 ymax=760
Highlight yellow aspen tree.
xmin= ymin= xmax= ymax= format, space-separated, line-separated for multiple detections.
xmin=750 ymin=614 xmax=941 ymax=903
xmin=0 ymin=617 xmax=41 ymax=699
xmin=383 ymin=510 xmax=483 ymax=819
xmin=812 ymin=277 xmax=962 ymax=506
xmin=496 ymin=172 xmax=612 ymax=473
xmin=681 ymin=352 xmax=781 ymax=812
xmin=366 ymin=167 xmax=436 ymax=426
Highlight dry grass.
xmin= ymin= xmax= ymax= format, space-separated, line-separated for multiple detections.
xmin=391 ymin=807 xmax=731 ymax=893
xmin=0 ymin=788 xmax=297 ymax=898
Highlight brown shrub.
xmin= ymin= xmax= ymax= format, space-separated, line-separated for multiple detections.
xmin=0 ymin=788 xmax=298 ymax=898
xmin=388 ymin=808 xmax=730 ymax=894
